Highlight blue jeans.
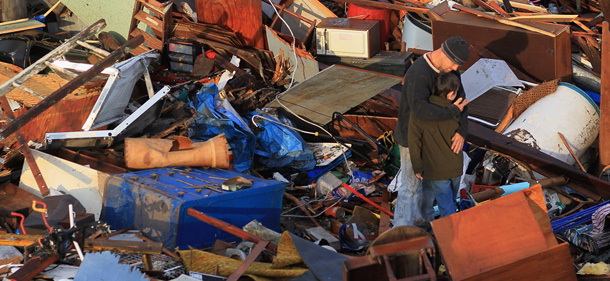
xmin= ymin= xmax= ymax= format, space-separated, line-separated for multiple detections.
xmin=393 ymin=146 xmax=424 ymax=227
xmin=422 ymin=177 xmax=460 ymax=221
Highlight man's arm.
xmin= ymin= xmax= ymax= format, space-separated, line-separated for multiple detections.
xmin=452 ymin=79 xmax=469 ymax=153
xmin=406 ymin=74 xmax=461 ymax=122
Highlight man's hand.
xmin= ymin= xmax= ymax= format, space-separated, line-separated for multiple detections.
xmin=453 ymin=97 xmax=470 ymax=112
xmin=451 ymin=132 xmax=464 ymax=154
xmin=415 ymin=173 xmax=423 ymax=180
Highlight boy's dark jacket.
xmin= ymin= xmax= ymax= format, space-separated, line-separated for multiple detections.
xmin=408 ymin=95 xmax=463 ymax=181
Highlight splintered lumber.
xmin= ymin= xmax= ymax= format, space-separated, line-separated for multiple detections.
xmin=196 ymin=0 xmax=264 ymax=49
xmin=332 ymin=0 xmax=428 ymax=12
xmin=508 ymin=14 xmax=579 ymax=22
xmin=0 ymin=35 xmax=144 ymax=140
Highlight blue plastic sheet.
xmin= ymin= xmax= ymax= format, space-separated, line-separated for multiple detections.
xmin=247 ymin=111 xmax=316 ymax=171
xmin=190 ymin=84 xmax=255 ymax=172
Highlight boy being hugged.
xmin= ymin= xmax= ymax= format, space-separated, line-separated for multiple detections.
xmin=408 ymin=72 xmax=465 ymax=222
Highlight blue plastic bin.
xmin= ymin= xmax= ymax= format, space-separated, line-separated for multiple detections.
xmin=102 ymin=167 xmax=285 ymax=249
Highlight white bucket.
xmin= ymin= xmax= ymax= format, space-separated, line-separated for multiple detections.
xmin=503 ymin=82 xmax=599 ymax=166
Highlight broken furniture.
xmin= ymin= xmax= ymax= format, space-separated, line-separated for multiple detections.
xmin=343 ymin=226 xmax=437 ymax=281
xmin=103 ymin=167 xmax=285 ymax=249
xmin=431 ymin=185 xmax=576 ymax=280
xmin=316 ymin=17 xmax=381 ymax=59
xmin=44 ymin=51 xmax=167 ymax=148
xmin=128 ymin=0 xmax=173 ymax=56
xmin=429 ymin=2 xmax=572 ymax=82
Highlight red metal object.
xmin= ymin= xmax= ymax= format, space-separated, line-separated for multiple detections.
xmin=187 ymin=208 xmax=277 ymax=252
xmin=8 ymin=255 xmax=59 ymax=281
xmin=341 ymin=183 xmax=394 ymax=217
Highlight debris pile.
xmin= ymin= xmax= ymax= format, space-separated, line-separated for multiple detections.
xmin=0 ymin=0 xmax=607 ymax=280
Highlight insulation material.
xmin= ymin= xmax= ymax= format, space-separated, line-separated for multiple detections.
xmin=272 ymin=232 xmax=304 ymax=269
xmin=178 ymin=248 xmax=308 ymax=279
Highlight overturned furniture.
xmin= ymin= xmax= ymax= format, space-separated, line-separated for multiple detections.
xmin=431 ymin=185 xmax=576 ymax=280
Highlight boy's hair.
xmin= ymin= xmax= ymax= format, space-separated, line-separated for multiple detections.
xmin=434 ymin=72 xmax=460 ymax=99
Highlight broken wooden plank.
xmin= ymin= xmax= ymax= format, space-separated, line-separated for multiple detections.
xmin=226 ymin=240 xmax=268 ymax=281
xmin=0 ymin=35 xmax=144 ymax=140
xmin=187 ymin=208 xmax=277 ymax=252
xmin=508 ymin=14 xmax=579 ymax=22
xmin=0 ymin=19 xmax=44 ymax=35
xmin=332 ymin=0 xmax=427 ymax=10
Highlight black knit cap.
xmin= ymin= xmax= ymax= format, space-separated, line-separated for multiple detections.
xmin=441 ymin=36 xmax=469 ymax=66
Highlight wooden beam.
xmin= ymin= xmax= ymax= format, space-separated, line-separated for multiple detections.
xmin=331 ymin=0 xmax=428 ymax=12
xmin=467 ymin=120 xmax=610 ymax=200
xmin=226 ymin=240 xmax=268 ymax=281
xmin=187 ymin=208 xmax=277 ymax=252
xmin=600 ymin=21 xmax=610 ymax=168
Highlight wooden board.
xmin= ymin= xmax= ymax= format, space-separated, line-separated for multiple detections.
xmin=195 ymin=0 xmax=264 ymax=49
xmin=281 ymin=0 xmax=336 ymax=41
xmin=0 ymin=19 xmax=44 ymax=35
xmin=268 ymin=65 xmax=402 ymax=125
xmin=431 ymin=191 xmax=550 ymax=281
xmin=521 ymin=184 xmax=557 ymax=248
xmin=465 ymin=243 xmax=576 ymax=281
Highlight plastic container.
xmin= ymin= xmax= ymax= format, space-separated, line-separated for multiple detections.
xmin=102 ymin=167 xmax=285 ymax=249
xmin=503 ymin=82 xmax=599 ymax=166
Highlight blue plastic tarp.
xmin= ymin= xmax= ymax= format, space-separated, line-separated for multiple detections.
xmin=189 ymin=84 xmax=255 ymax=172
xmin=247 ymin=110 xmax=316 ymax=171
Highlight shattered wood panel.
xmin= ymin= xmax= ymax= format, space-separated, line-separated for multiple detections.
xmin=0 ymin=62 xmax=103 ymax=107
xmin=3 ymin=92 xmax=101 ymax=144
xmin=431 ymin=192 xmax=550 ymax=281
xmin=195 ymin=0 xmax=264 ymax=49
xmin=19 ymin=149 xmax=109 ymax=220
xmin=269 ymin=65 xmax=402 ymax=125
xmin=281 ymin=0 xmax=336 ymax=41
xmin=265 ymin=27 xmax=318 ymax=84
xmin=332 ymin=115 xmax=396 ymax=139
